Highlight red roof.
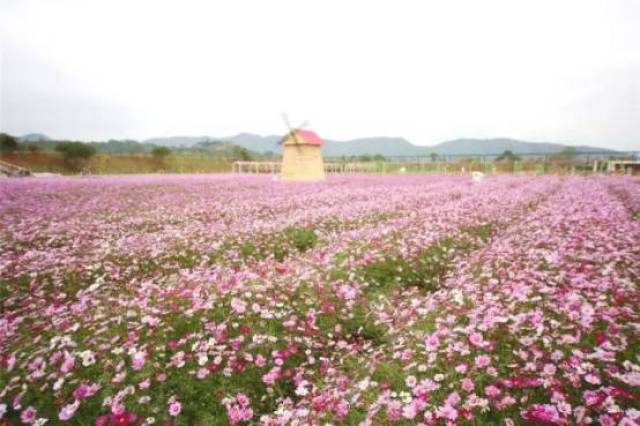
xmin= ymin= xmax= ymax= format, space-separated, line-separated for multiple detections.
xmin=294 ymin=130 xmax=324 ymax=146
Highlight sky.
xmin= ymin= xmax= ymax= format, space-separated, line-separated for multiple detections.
xmin=0 ymin=0 xmax=639 ymax=150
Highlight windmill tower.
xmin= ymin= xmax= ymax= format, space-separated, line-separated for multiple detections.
xmin=280 ymin=115 xmax=325 ymax=182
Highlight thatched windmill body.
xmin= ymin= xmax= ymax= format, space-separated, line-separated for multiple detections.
xmin=280 ymin=115 xmax=325 ymax=182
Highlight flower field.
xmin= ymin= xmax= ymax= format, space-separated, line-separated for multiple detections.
xmin=1 ymin=174 xmax=639 ymax=425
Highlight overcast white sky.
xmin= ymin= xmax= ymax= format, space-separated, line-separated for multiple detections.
xmin=1 ymin=0 xmax=639 ymax=149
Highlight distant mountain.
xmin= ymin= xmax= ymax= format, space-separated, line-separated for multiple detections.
xmin=16 ymin=132 xmax=621 ymax=157
xmin=20 ymin=133 xmax=51 ymax=142
xmin=217 ymin=134 xmax=619 ymax=157
xmin=224 ymin=133 xmax=282 ymax=154
xmin=143 ymin=136 xmax=212 ymax=147
xmin=428 ymin=138 xmax=618 ymax=156
xmin=324 ymin=137 xmax=424 ymax=156
xmin=201 ymin=133 xmax=427 ymax=156
xmin=188 ymin=140 xmax=257 ymax=158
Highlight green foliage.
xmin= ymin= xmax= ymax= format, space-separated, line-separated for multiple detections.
xmin=284 ymin=227 xmax=319 ymax=253
xmin=495 ymin=150 xmax=521 ymax=162
xmin=55 ymin=142 xmax=97 ymax=172
xmin=372 ymin=361 xmax=406 ymax=390
xmin=358 ymin=238 xmax=459 ymax=292
xmin=210 ymin=227 xmax=319 ymax=264
xmin=558 ymin=147 xmax=579 ymax=157
xmin=342 ymin=303 xmax=388 ymax=346
xmin=355 ymin=224 xmax=494 ymax=293
xmin=0 ymin=133 xmax=19 ymax=153
xmin=55 ymin=141 xmax=97 ymax=161
xmin=357 ymin=154 xmax=386 ymax=162
xmin=151 ymin=146 xmax=172 ymax=158
xmin=26 ymin=144 xmax=41 ymax=153
xmin=229 ymin=145 xmax=254 ymax=161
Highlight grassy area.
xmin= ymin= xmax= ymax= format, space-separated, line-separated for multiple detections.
xmin=1 ymin=152 xmax=232 ymax=174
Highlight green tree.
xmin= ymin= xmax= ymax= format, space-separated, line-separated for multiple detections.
xmin=229 ymin=146 xmax=253 ymax=161
xmin=495 ymin=150 xmax=521 ymax=162
xmin=55 ymin=142 xmax=96 ymax=171
xmin=27 ymin=144 xmax=41 ymax=154
xmin=151 ymin=146 xmax=172 ymax=158
xmin=0 ymin=133 xmax=19 ymax=153
xmin=558 ymin=147 xmax=578 ymax=157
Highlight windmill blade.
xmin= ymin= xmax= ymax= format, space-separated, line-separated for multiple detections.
xmin=292 ymin=121 xmax=309 ymax=152
xmin=280 ymin=113 xmax=301 ymax=145
xmin=281 ymin=113 xmax=293 ymax=131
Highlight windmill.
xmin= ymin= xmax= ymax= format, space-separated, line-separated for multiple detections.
xmin=280 ymin=113 xmax=309 ymax=148
xmin=279 ymin=114 xmax=326 ymax=182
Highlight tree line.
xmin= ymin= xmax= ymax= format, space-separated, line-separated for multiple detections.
xmin=0 ymin=133 xmax=259 ymax=172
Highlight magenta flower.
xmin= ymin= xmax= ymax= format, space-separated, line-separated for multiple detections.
xmin=20 ymin=406 xmax=37 ymax=424
xmin=474 ymin=354 xmax=491 ymax=369
xmin=59 ymin=400 xmax=80 ymax=421
xmin=109 ymin=411 xmax=138 ymax=426
xmin=230 ymin=297 xmax=247 ymax=314
xmin=521 ymin=404 xmax=566 ymax=425
xmin=168 ymin=401 xmax=181 ymax=416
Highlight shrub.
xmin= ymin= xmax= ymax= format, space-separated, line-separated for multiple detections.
xmin=0 ymin=133 xmax=19 ymax=153
xmin=151 ymin=146 xmax=171 ymax=158
xmin=55 ymin=142 xmax=96 ymax=171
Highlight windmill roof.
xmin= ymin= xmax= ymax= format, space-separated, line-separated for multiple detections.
xmin=291 ymin=130 xmax=324 ymax=146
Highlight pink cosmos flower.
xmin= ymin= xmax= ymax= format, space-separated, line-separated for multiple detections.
xmin=262 ymin=366 xmax=281 ymax=385
xmin=197 ymin=367 xmax=209 ymax=379
xmin=584 ymin=373 xmax=600 ymax=385
xmin=236 ymin=393 xmax=250 ymax=407
xmin=50 ymin=351 xmax=63 ymax=364
xmin=20 ymin=406 xmax=37 ymax=424
xmin=435 ymin=404 xmax=458 ymax=421
xmin=334 ymin=399 xmax=350 ymax=420
xmin=168 ymin=401 xmax=182 ymax=416
xmin=455 ymin=363 xmax=468 ymax=374
xmin=60 ymin=353 xmax=75 ymax=374
xmin=111 ymin=400 xmax=125 ymax=415
xmin=59 ymin=400 xmax=80 ymax=421
xmin=598 ymin=415 xmax=616 ymax=426
xmin=255 ymin=354 xmax=266 ymax=367
xmin=386 ymin=400 xmax=402 ymax=421
xmin=445 ymin=392 xmax=461 ymax=406
xmin=225 ymin=394 xmax=253 ymax=425
xmin=109 ymin=411 xmax=138 ymax=426
xmin=617 ymin=371 xmax=640 ymax=386
xmin=73 ymin=383 xmax=101 ymax=400
xmin=474 ymin=354 xmax=491 ymax=368
xmin=485 ymin=385 xmax=501 ymax=398
xmin=338 ymin=285 xmax=357 ymax=300
xmin=95 ymin=415 xmax=109 ymax=426
xmin=521 ymin=404 xmax=566 ymax=425
xmin=131 ymin=352 xmax=146 ymax=370
xmin=461 ymin=378 xmax=475 ymax=392
xmin=402 ymin=402 xmax=417 ymax=420
xmin=230 ymin=297 xmax=247 ymax=314
xmin=469 ymin=332 xmax=484 ymax=347
xmin=227 ymin=405 xmax=253 ymax=425
xmin=425 ymin=334 xmax=440 ymax=351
